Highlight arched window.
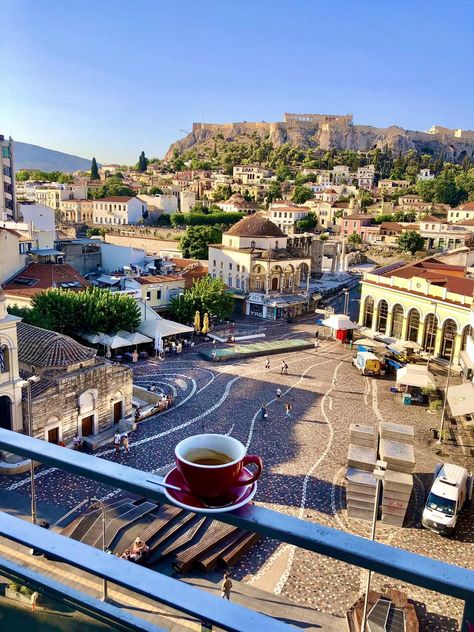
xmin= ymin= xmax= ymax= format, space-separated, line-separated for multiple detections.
xmin=275 ymin=241 xmax=279 ymax=250
xmin=441 ymin=319 xmax=457 ymax=359
xmin=251 ymin=241 xmax=256 ymax=248
xmin=228 ymin=275 xmax=233 ymax=287
xmin=363 ymin=296 xmax=374 ymax=328
xmin=241 ymin=277 xmax=245 ymax=291
xmin=236 ymin=277 xmax=240 ymax=289
xmin=461 ymin=325 xmax=472 ymax=351
xmin=0 ymin=345 xmax=10 ymax=374
xmin=423 ymin=313 xmax=438 ymax=353
xmin=377 ymin=300 xmax=388 ymax=334
xmin=407 ymin=309 xmax=420 ymax=343
xmin=255 ymin=278 xmax=261 ymax=290
xmin=390 ymin=304 xmax=404 ymax=338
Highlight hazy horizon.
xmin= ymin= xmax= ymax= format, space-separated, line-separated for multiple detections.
xmin=2 ymin=0 xmax=473 ymax=164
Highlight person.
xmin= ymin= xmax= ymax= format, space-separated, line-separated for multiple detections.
xmin=314 ymin=340 xmax=320 ymax=349
xmin=315 ymin=330 xmax=319 ymax=340
xmin=131 ymin=350 xmax=138 ymax=363
xmin=276 ymin=387 xmax=282 ymax=399
xmin=260 ymin=403 xmax=268 ymax=422
xmin=114 ymin=431 xmax=122 ymax=453
xmin=129 ymin=537 xmax=149 ymax=562
xmin=220 ymin=572 xmax=232 ymax=600
xmin=149 ymin=384 xmax=156 ymax=392
xmin=212 ymin=338 xmax=217 ymax=348
xmin=134 ymin=407 xmax=141 ymax=424
xmin=285 ymin=401 xmax=292 ymax=418
xmin=167 ymin=393 xmax=173 ymax=407
xmin=211 ymin=351 xmax=217 ymax=361
xmin=121 ymin=433 xmax=130 ymax=453
xmin=121 ymin=549 xmax=131 ymax=560
xmin=265 ymin=358 xmax=270 ymax=370
xmin=73 ymin=434 xmax=83 ymax=451
xmin=281 ymin=360 xmax=288 ymax=375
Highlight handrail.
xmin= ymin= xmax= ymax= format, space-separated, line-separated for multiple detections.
xmin=0 ymin=429 xmax=473 ymax=630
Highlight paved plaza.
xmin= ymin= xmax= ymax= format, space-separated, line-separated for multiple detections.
xmin=1 ymin=315 xmax=473 ymax=631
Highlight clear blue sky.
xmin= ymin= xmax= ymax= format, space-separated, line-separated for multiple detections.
xmin=1 ymin=0 xmax=473 ymax=164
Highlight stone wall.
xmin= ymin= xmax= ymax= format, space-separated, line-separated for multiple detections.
xmin=31 ymin=361 xmax=133 ymax=443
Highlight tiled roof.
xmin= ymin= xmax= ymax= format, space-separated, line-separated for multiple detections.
xmin=380 ymin=222 xmax=403 ymax=231
xmin=94 ymin=196 xmax=134 ymax=202
xmin=134 ymin=274 xmax=184 ymax=285
xmin=458 ymin=219 xmax=474 ymax=226
xmin=226 ymin=215 xmax=285 ymax=237
xmin=460 ymin=202 xmax=474 ymax=211
xmin=17 ymin=322 xmax=96 ymax=368
xmin=421 ymin=215 xmax=443 ymax=222
xmin=4 ymin=264 xmax=90 ymax=298
xmin=379 ymin=259 xmax=474 ymax=297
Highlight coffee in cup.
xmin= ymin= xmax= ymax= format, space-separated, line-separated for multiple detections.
xmin=175 ymin=434 xmax=262 ymax=499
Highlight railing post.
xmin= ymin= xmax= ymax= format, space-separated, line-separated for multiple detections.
xmin=461 ymin=600 xmax=474 ymax=632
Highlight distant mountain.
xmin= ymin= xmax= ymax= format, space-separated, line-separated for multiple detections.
xmin=13 ymin=141 xmax=95 ymax=173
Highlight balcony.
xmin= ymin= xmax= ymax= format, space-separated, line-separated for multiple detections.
xmin=0 ymin=429 xmax=473 ymax=631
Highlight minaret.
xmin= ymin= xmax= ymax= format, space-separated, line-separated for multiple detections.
xmin=0 ymin=287 xmax=24 ymax=432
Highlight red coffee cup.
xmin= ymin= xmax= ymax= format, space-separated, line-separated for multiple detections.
xmin=175 ymin=434 xmax=262 ymax=499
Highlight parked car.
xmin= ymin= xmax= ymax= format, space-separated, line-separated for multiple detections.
xmin=352 ymin=351 xmax=382 ymax=376
xmin=421 ymin=463 xmax=472 ymax=536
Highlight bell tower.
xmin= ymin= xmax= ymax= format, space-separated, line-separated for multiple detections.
xmin=0 ymin=288 xmax=23 ymax=432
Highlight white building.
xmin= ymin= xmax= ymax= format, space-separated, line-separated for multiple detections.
xmin=179 ymin=190 xmax=196 ymax=212
xmin=34 ymin=184 xmax=88 ymax=210
xmin=216 ymin=193 xmax=259 ymax=215
xmin=357 ymin=165 xmax=376 ymax=190
xmin=0 ymin=289 xmax=24 ymax=433
xmin=448 ymin=202 xmax=474 ymax=223
xmin=17 ymin=202 xmax=56 ymax=249
xmin=268 ymin=204 xmax=310 ymax=233
xmin=0 ymin=135 xmax=15 ymax=218
xmin=137 ymin=194 xmax=177 ymax=215
xmin=418 ymin=168 xmax=435 ymax=181
xmin=93 ymin=196 xmax=146 ymax=226
xmin=233 ymin=165 xmax=270 ymax=185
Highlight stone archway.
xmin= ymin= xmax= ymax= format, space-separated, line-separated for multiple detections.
xmin=440 ymin=319 xmax=457 ymax=360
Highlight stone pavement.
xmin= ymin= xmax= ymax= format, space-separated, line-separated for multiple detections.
xmin=0 ymin=314 xmax=472 ymax=631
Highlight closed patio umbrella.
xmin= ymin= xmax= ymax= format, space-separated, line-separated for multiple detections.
xmin=399 ymin=340 xmax=423 ymax=351
xmin=355 ymin=338 xmax=386 ymax=348
xmin=194 ymin=311 xmax=201 ymax=332
xmin=201 ymin=313 xmax=210 ymax=335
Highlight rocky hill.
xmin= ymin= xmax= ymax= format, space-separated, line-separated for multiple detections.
xmin=14 ymin=141 xmax=94 ymax=172
xmin=165 ymin=120 xmax=474 ymax=162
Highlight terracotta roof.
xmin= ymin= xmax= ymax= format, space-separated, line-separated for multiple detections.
xmin=460 ymin=202 xmax=474 ymax=211
xmin=458 ymin=219 xmax=474 ymax=226
xmin=4 ymin=264 xmax=90 ymax=298
xmin=134 ymin=274 xmax=184 ymax=285
xmin=323 ymin=188 xmax=337 ymax=194
xmin=421 ymin=215 xmax=443 ymax=223
xmin=380 ymin=222 xmax=403 ymax=231
xmin=226 ymin=215 xmax=285 ymax=238
xmin=94 ymin=196 xmax=134 ymax=202
xmin=379 ymin=260 xmax=474 ymax=297
xmin=18 ymin=322 xmax=96 ymax=368
xmin=271 ymin=206 xmax=307 ymax=213
xmin=171 ymin=257 xmax=200 ymax=269
xmin=332 ymin=202 xmax=350 ymax=208
xmin=343 ymin=214 xmax=375 ymax=221
xmin=182 ymin=266 xmax=208 ymax=289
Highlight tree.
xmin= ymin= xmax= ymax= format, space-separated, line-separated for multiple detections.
xmin=90 ymin=178 xmax=135 ymax=199
xmin=292 ymin=186 xmax=313 ymax=204
xmin=137 ymin=151 xmax=148 ymax=173
xmin=168 ymin=276 xmax=233 ymax=325
xmin=397 ymin=231 xmax=425 ymax=254
xmin=90 ymin=157 xmax=99 ymax=180
xmin=212 ymin=184 xmax=232 ymax=202
xmin=265 ymin=181 xmax=282 ymax=204
xmin=148 ymin=186 xmax=163 ymax=195
xmin=359 ymin=189 xmax=373 ymax=209
xmin=15 ymin=170 xmax=31 ymax=181
xmin=179 ymin=225 xmax=222 ymax=259
xmin=276 ymin=165 xmax=292 ymax=182
xmin=296 ymin=212 xmax=317 ymax=231
xmin=348 ymin=233 xmax=363 ymax=245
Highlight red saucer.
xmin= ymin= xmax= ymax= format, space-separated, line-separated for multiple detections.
xmin=163 ymin=466 xmax=257 ymax=514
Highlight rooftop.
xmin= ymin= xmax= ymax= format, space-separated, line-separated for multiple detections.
xmin=17 ymin=322 xmax=96 ymax=368
xmin=93 ymin=196 xmax=135 ymax=202
xmin=4 ymin=263 xmax=90 ymax=298
xmin=226 ymin=214 xmax=286 ymax=238
xmin=133 ymin=274 xmax=185 ymax=285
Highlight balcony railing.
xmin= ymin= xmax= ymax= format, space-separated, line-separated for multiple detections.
xmin=0 ymin=429 xmax=473 ymax=631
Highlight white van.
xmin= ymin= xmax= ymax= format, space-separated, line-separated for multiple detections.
xmin=422 ymin=463 xmax=472 ymax=536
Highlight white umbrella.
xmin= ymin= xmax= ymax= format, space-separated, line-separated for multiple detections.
xmin=399 ymin=340 xmax=423 ymax=351
xmin=98 ymin=333 xmax=131 ymax=349
xmin=117 ymin=330 xmax=153 ymax=345
xmin=82 ymin=333 xmax=101 ymax=344
xmin=396 ymin=364 xmax=435 ymax=389
xmin=321 ymin=314 xmax=359 ymax=330
xmin=447 ymin=383 xmax=474 ymax=417
xmin=355 ymin=338 xmax=386 ymax=348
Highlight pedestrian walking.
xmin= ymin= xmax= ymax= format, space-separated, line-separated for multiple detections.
xmin=113 ymin=431 xmax=121 ymax=453
xmin=276 ymin=387 xmax=282 ymax=399
xmin=332 ymin=376 xmax=337 ymax=387
xmin=280 ymin=360 xmax=289 ymax=375
xmin=134 ymin=407 xmax=141 ymax=423
xmin=260 ymin=403 xmax=268 ymax=422
xmin=285 ymin=401 xmax=292 ymax=418
xmin=220 ymin=572 xmax=232 ymax=600
xmin=315 ymin=330 xmax=319 ymax=339
xmin=121 ymin=433 xmax=130 ymax=453
xmin=265 ymin=358 xmax=270 ymax=370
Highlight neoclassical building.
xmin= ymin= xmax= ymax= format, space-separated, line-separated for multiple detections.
xmin=208 ymin=215 xmax=314 ymax=319
xmin=0 ymin=288 xmax=133 ymax=445
xmin=359 ymin=257 xmax=474 ymax=365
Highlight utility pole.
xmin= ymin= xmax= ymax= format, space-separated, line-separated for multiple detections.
xmin=438 ymin=342 xmax=455 ymax=444
xmin=19 ymin=375 xmax=41 ymax=524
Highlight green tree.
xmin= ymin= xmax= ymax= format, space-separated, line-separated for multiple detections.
xmin=276 ymin=165 xmax=292 ymax=182
xmin=168 ymin=276 xmax=233 ymax=324
xmin=359 ymin=189 xmax=373 ymax=209
xmin=179 ymin=225 xmax=222 ymax=259
xmin=296 ymin=212 xmax=317 ymax=231
xmin=265 ymin=181 xmax=282 ymax=204
xmin=397 ymin=231 xmax=425 ymax=254
xmin=137 ymin=151 xmax=148 ymax=172
xmin=348 ymin=233 xmax=363 ymax=245
xmin=91 ymin=178 xmax=135 ymax=199
xmin=148 ymin=186 xmax=163 ymax=195
xmin=292 ymin=186 xmax=313 ymax=204
xmin=90 ymin=157 xmax=99 ymax=180
xmin=212 ymin=184 xmax=233 ymax=202
xmin=15 ymin=170 xmax=31 ymax=181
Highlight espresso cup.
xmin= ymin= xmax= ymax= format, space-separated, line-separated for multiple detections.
xmin=175 ymin=434 xmax=263 ymax=499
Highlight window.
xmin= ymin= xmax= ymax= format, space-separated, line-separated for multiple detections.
xmin=146 ymin=291 xmax=151 ymax=301
xmin=213 ymin=260 xmax=216 ymax=267
xmin=423 ymin=313 xmax=438 ymax=353
xmin=407 ymin=309 xmax=420 ymax=342
xmin=237 ymin=264 xmax=240 ymax=272
xmin=229 ymin=239 xmax=233 ymax=247
xmin=377 ymin=300 xmax=388 ymax=333
xmin=0 ymin=345 xmax=10 ymax=373
xmin=461 ymin=325 xmax=472 ymax=350
xmin=236 ymin=277 xmax=240 ymax=289
xmin=391 ymin=304 xmax=404 ymax=338
xmin=363 ymin=296 xmax=374 ymax=328
xmin=251 ymin=241 xmax=256 ymax=248
xmin=220 ymin=261 xmax=223 ymax=269
xmin=228 ymin=275 xmax=232 ymax=287
xmin=2 ymin=146 xmax=10 ymax=159
xmin=440 ymin=319 xmax=457 ymax=360
xmin=242 ymin=266 xmax=246 ymax=273
xmin=229 ymin=263 xmax=232 ymax=270
xmin=255 ymin=279 xmax=261 ymax=290
xmin=19 ymin=242 xmax=32 ymax=254
xmin=275 ymin=241 xmax=279 ymax=249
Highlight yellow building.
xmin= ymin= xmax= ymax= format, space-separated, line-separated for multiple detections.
xmin=359 ymin=257 xmax=474 ymax=365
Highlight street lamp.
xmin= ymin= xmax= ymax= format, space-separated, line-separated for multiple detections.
xmin=360 ymin=460 xmax=387 ymax=632
xmin=18 ymin=375 xmax=41 ymax=524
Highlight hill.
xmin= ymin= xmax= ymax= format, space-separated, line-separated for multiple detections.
xmin=13 ymin=141 xmax=94 ymax=173
xmin=165 ymin=116 xmax=474 ymax=164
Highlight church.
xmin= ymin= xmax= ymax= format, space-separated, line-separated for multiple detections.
xmin=0 ymin=288 xmax=133 ymax=446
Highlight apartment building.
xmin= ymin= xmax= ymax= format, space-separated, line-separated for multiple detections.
xmin=93 ymin=196 xmax=147 ymax=226
xmin=233 ymin=165 xmax=270 ymax=185
xmin=268 ymin=203 xmax=309 ymax=233
xmin=448 ymin=202 xmax=474 ymax=223
xmin=59 ymin=199 xmax=94 ymax=224
xmin=357 ymin=165 xmax=376 ymax=190
xmin=35 ymin=184 xmax=87 ymax=210
xmin=1 ymin=135 xmax=15 ymax=218
xmin=419 ymin=215 xmax=473 ymax=250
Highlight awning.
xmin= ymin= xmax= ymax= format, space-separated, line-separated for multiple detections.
xmin=459 ymin=350 xmax=474 ymax=371
xmin=82 ymin=333 xmax=102 ymax=344
xmin=447 ymin=382 xmax=474 ymax=417
xmin=138 ymin=317 xmax=194 ymax=340
xmin=117 ymin=330 xmax=153 ymax=345
xmin=396 ymin=364 xmax=435 ymax=389
xmin=399 ymin=340 xmax=423 ymax=351
xmin=321 ymin=314 xmax=359 ymax=330
xmin=355 ymin=338 xmax=386 ymax=348
xmin=98 ymin=333 xmax=131 ymax=349
xmin=388 ymin=343 xmax=407 ymax=355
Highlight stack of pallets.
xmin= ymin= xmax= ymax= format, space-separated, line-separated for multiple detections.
xmin=379 ymin=423 xmax=415 ymax=527
xmin=345 ymin=425 xmax=379 ymax=521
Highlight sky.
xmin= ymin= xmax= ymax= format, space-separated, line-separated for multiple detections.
xmin=1 ymin=0 xmax=473 ymax=164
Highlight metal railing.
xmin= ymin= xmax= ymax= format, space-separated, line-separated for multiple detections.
xmin=0 ymin=429 xmax=473 ymax=631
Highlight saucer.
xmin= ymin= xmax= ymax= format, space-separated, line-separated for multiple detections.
xmin=163 ymin=466 xmax=257 ymax=514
